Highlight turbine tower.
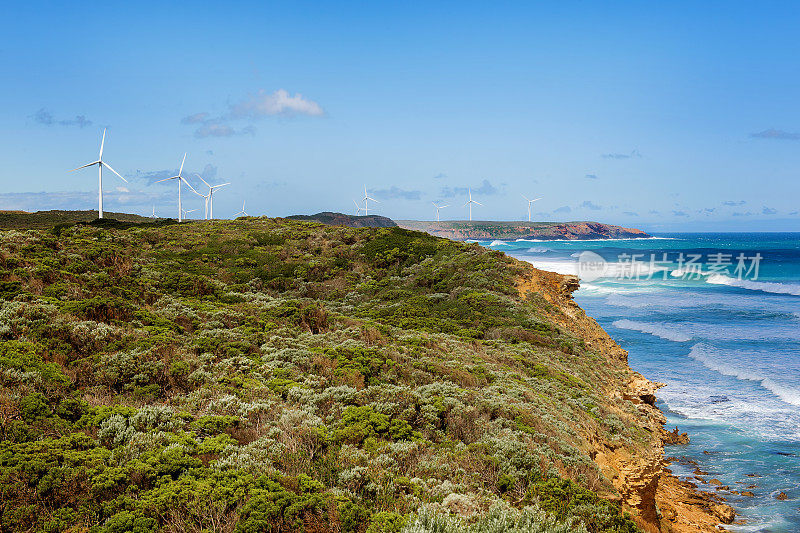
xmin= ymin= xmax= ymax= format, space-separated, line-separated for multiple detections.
xmin=192 ymin=173 xmax=230 ymax=219
xmin=432 ymin=202 xmax=448 ymax=222
xmin=463 ymin=188 xmax=482 ymax=221
xmin=234 ymin=200 xmax=249 ymax=217
xmin=353 ymin=199 xmax=365 ymax=215
xmin=69 ymin=128 xmax=127 ymax=219
xmin=363 ymin=185 xmax=379 ymax=216
xmin=522 ymin=194 xmax=542 ymax=222
xmin=156 ymin=154 xmax=197 ymax=222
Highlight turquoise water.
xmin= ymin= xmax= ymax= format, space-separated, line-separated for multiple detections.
xmin=484 ymin=233 xmax=800 ymax=532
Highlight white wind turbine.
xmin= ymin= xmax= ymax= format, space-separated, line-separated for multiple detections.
xmin=151 ymin=205 xmax=156 ymax=218
xmin=363 ymin=185 xmax=379 ymax=216
xmin=353 ymin=199 xmax=365 ymax=215
xmin=192 ymin=173 xmax=230 ymax=219
xmin=463 ymin=188 xmax=482 ymax=221
xmin=234 ymin=200 xmax=249 ymax=217
xmin=522 ymin=194 xmax=542 ymax=222
xmin=69 ymin=128 xmax=127 ymax=219
xmin=432 ymin=201 xmax=448 ymax=222
xmin=181 ymin=207 xmax=198 ymax=220
xmin=156 ymin=154 xmax=198 ymax=222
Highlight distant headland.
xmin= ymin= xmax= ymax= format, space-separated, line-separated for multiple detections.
xmin=395 ymin=220 xmax=651 ymax=240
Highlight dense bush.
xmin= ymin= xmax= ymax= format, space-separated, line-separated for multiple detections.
xmin=0 ymin=218 xmax=646 ymax=532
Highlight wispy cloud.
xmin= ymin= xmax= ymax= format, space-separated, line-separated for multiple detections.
xmin=181 ymin=89 xmax=324 ymax=138
xmin=433 ymin=173 xmax=447 ymax=180
xmin=554 ymin=205 xmax=571 ymax=213
xmin=181 ymin=112 xmax=210 ymax=125
xmin=699 ymin=208 xmax=716 ymax=215
xmin=439 ymin=179 xmax=500 ymax=198
xmin=623 ymin=211 xmax=639 ymax=216
xmin=751 ymin=129 xmax=800 ymax=140
xmin=369 ymin=186 xmax=421 ymax=200
xmin=585 ymin=174 xmax=599 ymax=180
xmin=33 ymin=108 xmax=92 ymax=128
xmin=580 ymin=200 xmax=602 ymax=210
xmin=672 ymin=210 xmax=689 ymax=217
xmin=723 ymin=200 xmax=746 ymax=206
xmin=732 ymin=211 xmax=753 ymax=217
xmin=0 ymin=190 xmax=165 ymax=211
xmin=194 ymin=123 xmax=256 ymax=139
xmin=601 ymin=149 xmax=641 ymax=159
xmin=128 ymin=163 xmax=218 ymax=186
xmin=762 ymin=206 xmax=777 ymax=215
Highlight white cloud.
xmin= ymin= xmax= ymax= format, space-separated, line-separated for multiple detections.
xmin=230 ymin=89 xmax=324 ymax=118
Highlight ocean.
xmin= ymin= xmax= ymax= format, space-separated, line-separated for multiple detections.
xmin=480 ymin=233 xmax=800 ymax=532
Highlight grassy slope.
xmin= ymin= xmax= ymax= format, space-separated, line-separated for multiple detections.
xmin=0 ymin=218 xmax=647 ymax=533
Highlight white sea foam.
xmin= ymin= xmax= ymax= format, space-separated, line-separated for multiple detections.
xmin=526 ymin=247 xmax=549 ymax=253
xmin=706 ymin=274 xmax=800 ymax=296
xmin=510 ymin=236 xmax=674 ymax=243
xmin=488 ymin=240 xmax=508 ymax=247
xmin=613 ymin=319 xmax=692 ymax=342
xmin=687 ymin=343 xmax=800 ymax=407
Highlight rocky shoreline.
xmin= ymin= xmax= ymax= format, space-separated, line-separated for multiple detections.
xmin=518 ymin=267 xmax=735 ymax=532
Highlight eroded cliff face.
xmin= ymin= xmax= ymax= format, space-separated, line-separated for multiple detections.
xmin=517 ymin=266 xmax=735 ymax=533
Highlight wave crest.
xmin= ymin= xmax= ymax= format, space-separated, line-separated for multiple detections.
xmin=706 ymin=274 xmax=800 ymax=296
xmin=687 ymin=343 xmax=800 ymax=407
xmin=612 ymin=319 xmax=692 ymax=342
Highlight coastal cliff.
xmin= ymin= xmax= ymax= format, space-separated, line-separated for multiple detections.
xmin=395 ymin=221 xmax=650 ymax=241
xmin=518 ymin=267 xmax=735 ymax=532
xmin=0 ymin=218 xmax=724 ymax=532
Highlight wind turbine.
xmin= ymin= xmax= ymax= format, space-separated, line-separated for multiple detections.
xmin=156 ymin=154 xmax=197 ymax=222
xmin=151 ymin=205 xmax=156 ymax=218
xmin=463 ymin=188 xmax=482 ymax=221
xmin=181 ymin=207 xmax=198 ymax=220
xmin=234 ymin=200 xmax=249 ymax=217
xmin=432 ymin=202 xmax=448 ymax=222
xmin=353 ymin=199 xmax=365 ymax=215
xmin=192 ymin=173 xmax=230 ymax=219
xmin=522 ymin=195 xmax=542 ymax=222
xmin=69 ymin=128 xmax=127 ymax=219
xmin=363 ymin=185 xmax=379 ymax=216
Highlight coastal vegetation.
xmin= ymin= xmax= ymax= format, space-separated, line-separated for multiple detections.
xmin=0 ymin=217 xmax=647 ymax=532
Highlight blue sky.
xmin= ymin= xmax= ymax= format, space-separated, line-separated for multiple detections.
xmin=1 ymin=1 xmax=799 ymax=231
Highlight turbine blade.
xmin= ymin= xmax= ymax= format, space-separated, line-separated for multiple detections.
xmin=102 ymin=162 xmax=128 ymax=182
xmin=212 ymin=183 xmax=230 ymax=189
xmin=194 ymin=173 xmax=211 ymax=189
xmin=99 ymin=129 xmax=106 ymax=159
xmin=533 ymin=197 xmax=542 ymax=202
xmin=69 ymin=161 xmax=99 ymax=172
xmin=522 ymin=194 xmax=530 ymax=201
xmin=473 ymin=200 xmax=483 ymax=206
xmin=178 ymin=153 xmax=186 ymax=177
xmin=155 ymin=176 xmax=177 ymax=183
xmin=181 ymin=176 xmax=199 ymax=194
xmin=441 ymin=205 xmax=448 ymax=209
